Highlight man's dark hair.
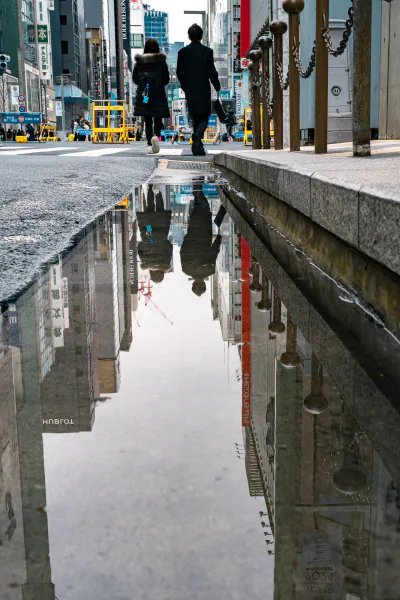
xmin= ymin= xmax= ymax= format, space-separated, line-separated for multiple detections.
xmin=188 ymin=23 xmax=203 ymax=42
xmin=144 ymin=38 xmax=160 ymax=54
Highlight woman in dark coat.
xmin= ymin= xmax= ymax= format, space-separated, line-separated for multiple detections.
xmin=132 ymin=38 xmax=170 ymax=154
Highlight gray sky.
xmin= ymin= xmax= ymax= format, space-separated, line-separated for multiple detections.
xmin=146 ymin=0 xmax=208 ymax=44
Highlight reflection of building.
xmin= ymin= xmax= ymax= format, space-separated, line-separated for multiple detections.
xmin=211 ymin=221 xmax=242 ymax=343
xmin=95 ymin=212 xmax=126 ymax=394
xmin=41 ymin=233 xmax=99 ymax=433
xmin=0 ymin=290 xmax=55 ymax=599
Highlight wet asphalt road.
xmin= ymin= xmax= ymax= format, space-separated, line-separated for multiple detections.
xmin=0 ymin=152 xmax=157 ymax=300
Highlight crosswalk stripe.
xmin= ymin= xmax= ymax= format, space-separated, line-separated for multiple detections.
xmin=60 ymin=147 xmax=133 ymax=157
xmin=0 ymin=146 xmax=80 ymax=156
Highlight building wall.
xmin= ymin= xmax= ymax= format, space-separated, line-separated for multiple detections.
xmin=379 ymin=0 xmax=400 ymax=138
xmin=250 ymin=0 xmax=270 ymax=43
xmin=299 ymin=0 xmax=381 ymax=135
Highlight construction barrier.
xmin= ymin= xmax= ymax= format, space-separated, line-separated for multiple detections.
xmin=39 ymin=124 xmax=58 ymax=142
xmin=244 ymin=107 xmax=274 ymax=147
xmin=91 ymin=100 xmax=129 ymax=144
xmin=16 ymin=136 xmax=28 ymax=143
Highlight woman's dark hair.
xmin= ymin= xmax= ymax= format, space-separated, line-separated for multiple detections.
xmin=188 ymin=23 xmax=203 ymax=42
xmin=144 ymin=38 xmax=160 ymax=54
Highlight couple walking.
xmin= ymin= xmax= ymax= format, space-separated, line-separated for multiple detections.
xmin=133 ymin=23 xmax=221 ymax=156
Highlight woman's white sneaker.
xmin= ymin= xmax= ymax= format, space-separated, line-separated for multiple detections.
xmin=151 ymin=136 xmax=160 ymax=154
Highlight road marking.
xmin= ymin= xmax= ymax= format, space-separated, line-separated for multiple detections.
xmin=158 ymin=149 xmax=184 ymax=156
xmin=60 ymin=147 xmax=133 ymax=157
xmin=0 ymin=146 xmax=80 ymax=156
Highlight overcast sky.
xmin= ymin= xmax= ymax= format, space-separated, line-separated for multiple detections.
xmin=146 ymin=0 xmax=208 ymax=44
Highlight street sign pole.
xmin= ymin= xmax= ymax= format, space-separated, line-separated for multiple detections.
xmin=61 ymin=75 xmax=65 ymax=134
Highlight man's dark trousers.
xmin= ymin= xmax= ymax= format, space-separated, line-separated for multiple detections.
xmin=192 ymin=113 xmax=210 ymax=148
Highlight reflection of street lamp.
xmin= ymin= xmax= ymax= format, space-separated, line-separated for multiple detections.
xmin=184 ymin=10 xmax=208 ymax=45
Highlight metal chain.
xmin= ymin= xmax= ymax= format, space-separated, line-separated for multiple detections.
xmin=322 ymin=1 xmax=354 ymax=57
xmin=264 ymin=71 xmax=274 ymax=118
xmin=276 ymin=63 xmax=289 ymax=91
xmin=292 ymin=42 xmax=316 ymax=79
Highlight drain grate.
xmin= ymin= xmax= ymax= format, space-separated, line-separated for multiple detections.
xmin=167 ymin=161 xmax=213 ymax=170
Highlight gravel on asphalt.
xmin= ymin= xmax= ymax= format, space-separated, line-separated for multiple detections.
xmin=0 ymin=155 xmax=157 ymax=300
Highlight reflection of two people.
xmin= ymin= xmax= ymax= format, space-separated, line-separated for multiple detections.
xmin=180 ymin=184 xmax=226 ymax=296
xmin=137 ymin=185 xmax=173 ymax=283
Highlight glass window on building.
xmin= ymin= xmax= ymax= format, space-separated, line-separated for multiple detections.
xmin=21 ymin=0 xmax=37 ymax=67
xmin=131 ymin=34 xmax=144 ymax=49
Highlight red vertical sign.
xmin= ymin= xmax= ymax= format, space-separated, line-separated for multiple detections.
xmin=240 ymin=0 xmax=251 ymax=58
xmin=241 ymin=237 xmax=251 ymax=427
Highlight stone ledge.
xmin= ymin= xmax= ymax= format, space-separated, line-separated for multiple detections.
xmin=215 ymin=150 xmax=400 ymax=276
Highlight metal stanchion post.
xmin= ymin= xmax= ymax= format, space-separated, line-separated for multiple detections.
xmin=249 ymin=48 xmax=262 ymax=150
xmin=270 ymin=20 xmax=287 ymax=150
xmin=315 ymin=0 xmax=329 ymax=154
xmin=259 ymin=36 xmax=273 ymax=149
xmin=353 ymin=0 xmax=371 ymax=157
xmin=283 ymin=0 xmax=304 ymax=152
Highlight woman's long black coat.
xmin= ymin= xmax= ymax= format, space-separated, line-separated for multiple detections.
xmin=132 ymin=52 xmax=170 ymax=119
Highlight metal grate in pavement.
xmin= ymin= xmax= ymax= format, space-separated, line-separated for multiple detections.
xmin=167 ymin=161 xmax=213 ymax=170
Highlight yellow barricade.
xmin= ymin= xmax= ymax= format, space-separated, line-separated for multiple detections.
xmin=244 ymin=107 xmax=274 ymax=146
xmin=39 ymin=124 xmax=58 ymax=142
xmin=91 ymin=100 xmax=129 ymax=144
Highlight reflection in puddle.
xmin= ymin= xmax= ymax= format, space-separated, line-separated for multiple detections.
xmin=0 ymin=179 xmax=399 ymax=599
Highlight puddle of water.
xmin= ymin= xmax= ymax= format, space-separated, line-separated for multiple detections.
xmin=0 ymin=176 xmax=400 ymax=599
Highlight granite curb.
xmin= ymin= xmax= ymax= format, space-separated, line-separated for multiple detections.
xmin=214 ymin=150 xmax=400 ymax=276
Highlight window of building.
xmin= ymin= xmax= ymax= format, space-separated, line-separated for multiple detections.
xmin=131 ymin=33 xmax=144 ymax=49
xmin=60 ymin=14 xmax=67 ymax=25
xmin=61 ymin=41 xmax=69 ymax=54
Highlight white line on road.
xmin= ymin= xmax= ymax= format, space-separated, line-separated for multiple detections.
xmin=0 ymin=146 xmax=80 ymax=156
xmin=60 ymin=147 xmax=134 ymax=157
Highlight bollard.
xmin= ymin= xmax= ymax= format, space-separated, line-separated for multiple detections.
xmin=283 ymin=0 xmax=304 ymax=152
xmin=249 ymin=48 xmax=263 ymax=150
xmin=259 ymin=36 xmax=273 ymax=149
xmin=315 ymin=0 xmax=329 ymax=154
xmin=270 ymin=20 xmax=287 ymax=150
xmin=353 ymin=0 xmax=372 ymax=157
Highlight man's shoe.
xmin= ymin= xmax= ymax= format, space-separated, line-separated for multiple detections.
xmin=151 ymin=136 xmax=160 ymax=154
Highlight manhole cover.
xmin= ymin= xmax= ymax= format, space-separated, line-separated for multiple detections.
xmin=167 ymin=161 xmax=213 ymax=170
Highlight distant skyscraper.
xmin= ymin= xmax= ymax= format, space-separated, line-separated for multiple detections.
xmin=143 ymin=5 xmax=169 ymax=54
xmin=168 ymin=41 xmax=184 ymax=68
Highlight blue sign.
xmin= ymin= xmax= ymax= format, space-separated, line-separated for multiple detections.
xmin=208 ymin=115 xmax=218 ymax=127
xmin=0 ymin=112 xmax=43 ymax=124
xmin=219 ymin=90 xmax=231 ymax=99
xmin=77 ymin=128 xmax=93 ymax=135
xmin=178 ymin=184 xmax=218 ymax=196
xmin=19 ymin=106 xmax=26 ymax=112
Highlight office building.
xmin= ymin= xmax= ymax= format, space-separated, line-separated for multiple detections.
xmin=51 ymin=0 xmax=87 ymax=93
xmin=143 ymin=5 xmax=169 ymax=54
xmin=0 ymin=0 xmax=55 ymax=117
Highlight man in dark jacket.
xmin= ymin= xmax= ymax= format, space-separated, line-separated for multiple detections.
xmin=177 ymin=23 xmax=221 ymax=156
xmin=180 ymin=185 xmax=225 ymax=296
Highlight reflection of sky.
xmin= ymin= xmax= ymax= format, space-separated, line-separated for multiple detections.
xmin=43 ymin=244 xmax=273 ymax=600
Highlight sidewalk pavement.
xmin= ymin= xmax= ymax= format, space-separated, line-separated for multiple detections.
xmin=214 ymin=140 xmax=400 ymax=277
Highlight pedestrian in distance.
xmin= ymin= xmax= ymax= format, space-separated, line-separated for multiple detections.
xmin=177 ymin=23 xmax=221 ymax=156
xmin=225 ymin=105 xmax=237 ymax=140
xmin=133 ymin=38 xmax=170 ymax=154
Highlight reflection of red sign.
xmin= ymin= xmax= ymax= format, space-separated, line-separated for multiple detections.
xmin=18 ymin=116 xmax=24 ymax=122
xmin=241 ymin=237 xmax=251 ymax=427
xmin=241 ymin=58 xmax=249 ymax=69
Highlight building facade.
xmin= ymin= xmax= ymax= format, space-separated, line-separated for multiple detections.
xmin=143 ymin=5 xmax=169 ymax=54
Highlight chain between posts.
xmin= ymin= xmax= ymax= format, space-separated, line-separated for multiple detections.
xmin=276 ymin=63 xmax=290 ymax=90
xmin=322 ymin=0 xmax=354 ymax=57
xmin=264 ymin=71 xmax=274 ymax=118
xmin=292 ymin=38 xmax=316 ymax=79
